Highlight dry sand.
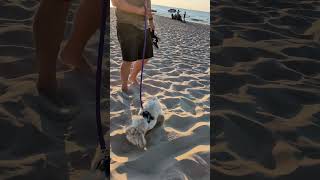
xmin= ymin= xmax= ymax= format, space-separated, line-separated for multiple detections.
xmin=109 ymin=8 xmax=210 ymax=180
xmin=0 ymin=1 xmax=108 ymax=179
xmin=212 ymin=0 xmax=320 ymax=179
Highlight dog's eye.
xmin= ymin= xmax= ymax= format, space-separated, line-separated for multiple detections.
xmin=142 ymin=111 xmax=148 ymax=118
xmin=142 ymin=111 xmax=154 ymax=122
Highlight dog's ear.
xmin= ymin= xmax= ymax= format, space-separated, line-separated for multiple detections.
xmin=156 ymin=114 xmax=165 ymax=125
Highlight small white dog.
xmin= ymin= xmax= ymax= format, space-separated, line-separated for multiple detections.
xmin=125 ymin=96 xmax=164 ymax=149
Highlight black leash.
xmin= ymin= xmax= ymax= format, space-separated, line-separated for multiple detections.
xmin=139 ymin=0 xmax=148 ymax=110
xmin=95 ymin=0 xmax=109 ymax=177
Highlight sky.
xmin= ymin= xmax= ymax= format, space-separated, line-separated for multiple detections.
xmin=110 ymin=0 xmax=210 ymax=12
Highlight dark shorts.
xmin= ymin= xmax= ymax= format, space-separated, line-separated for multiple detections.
xmin=117 ymin=23 xmax=153 ymax=62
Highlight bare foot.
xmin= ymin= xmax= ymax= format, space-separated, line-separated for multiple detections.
xmin=122 ymin=83 xmax=128 ymax=92
xmin=36 ymin=84 xmax=78 ymax=117
xmin=128 ymin=78 xmax=139 ymax=85
xmin=121 ymin=86 xmax=133 ymax=95
xmin=37 ymin=80 xmax=59 ymax=104
xmin=60 ymin=48 xmax=94 ymax=74
xmin=37 ymin=82 xmax=75 ymax=106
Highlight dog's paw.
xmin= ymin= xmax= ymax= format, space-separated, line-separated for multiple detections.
xmin=125 ymin=126 xmax=147 ymax=149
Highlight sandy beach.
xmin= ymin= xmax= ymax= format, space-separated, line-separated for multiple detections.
xmin=109 ymin=8 xmax=210 ymax=180
xmin=0 ymin=1 xmax=108 ymax=179
xmin=212 ymin=0 xmax=320 ymax=179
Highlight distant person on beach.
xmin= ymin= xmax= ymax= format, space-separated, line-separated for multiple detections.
xmin=33 ymin=0 xmax=100 ymax=98
xmin=112 ymin=0 xmax=155 ymax=94
xmin=183 ymin=11 xmax=186 ymax=22
xmin=176 ymin=10 xmax=182 ymax=21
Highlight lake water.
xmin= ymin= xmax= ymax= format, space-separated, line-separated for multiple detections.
xmin=151 ymin=4 xmax=210 ymax=25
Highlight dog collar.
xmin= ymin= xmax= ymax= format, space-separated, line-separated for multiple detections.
xmin=142 ymin=111 xmax=154 ymax=123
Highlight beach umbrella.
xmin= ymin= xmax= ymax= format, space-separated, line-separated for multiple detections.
xmin=168 ymin=8 xmax=176 ymax=13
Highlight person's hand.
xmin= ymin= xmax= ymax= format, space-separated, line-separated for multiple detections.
xmin=146 ymin=8 xmax=153 ymax=18
xmin=149 ymin=20 xmax=155 ymax=31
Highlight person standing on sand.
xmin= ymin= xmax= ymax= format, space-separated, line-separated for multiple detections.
xmin=33 ymin=0 xmax=101 ymax=99
xmin=111 ymin=0 xmax=155 ymax=94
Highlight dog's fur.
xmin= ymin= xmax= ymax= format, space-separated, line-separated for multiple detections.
xmin=90 ymin=97 xmax=164 ymax=178
xmin=125 ymin=96 xmax=164 ymax=149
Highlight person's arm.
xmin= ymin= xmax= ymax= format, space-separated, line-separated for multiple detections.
xmin=111 ymin=0 xmax=145 ymax=16
xmin=147 ymin=0 xmax=155 ymax=30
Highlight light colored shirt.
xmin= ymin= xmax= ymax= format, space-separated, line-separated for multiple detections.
xmin=116 ymin=0 xmax=151 ymax=30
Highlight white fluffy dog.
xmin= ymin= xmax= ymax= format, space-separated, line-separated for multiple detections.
xmin=125 ymin=97 xmax=164 ymax=149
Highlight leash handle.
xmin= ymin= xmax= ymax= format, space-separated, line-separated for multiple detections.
xmin=139 ymin=0 xmax=148 ymax=110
